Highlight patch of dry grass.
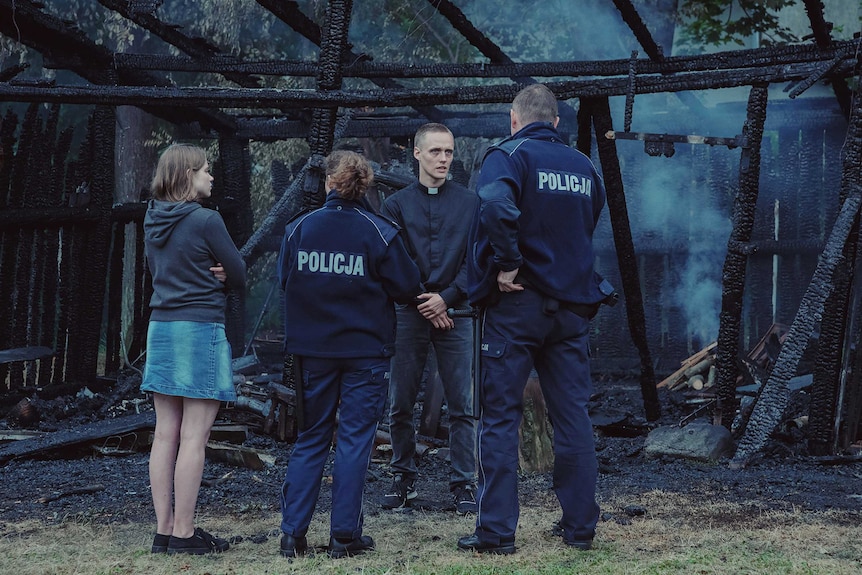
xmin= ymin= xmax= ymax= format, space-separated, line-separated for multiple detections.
xmin=1 ymin=491 xmax=861 ymax=575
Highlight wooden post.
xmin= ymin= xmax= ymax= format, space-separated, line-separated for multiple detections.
xmin=518 ymin=372 xmax=554 ymax=473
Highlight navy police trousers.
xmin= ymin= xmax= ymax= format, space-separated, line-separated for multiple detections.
xmin=280 ymin=356 xmax=389 ymax=540
xmin=474 ymin=287 xmax=599 ymax=545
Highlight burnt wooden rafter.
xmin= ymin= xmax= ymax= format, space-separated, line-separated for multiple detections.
xmin=103 ymin=39 xmax=858 ymax=80
xmin=95 ymin=0 xmax=263 ymax=88
xmin=0 ymin=0 xmax=235 ymax=132
xmin=611 ymin=0 xmax=665 ymax=61
xmin=425 ymin=0 xmax=530 ymax=84
xmin=802 ymin=0 xmax=852 ymax=118
xmin=0 ymin=57 xmax=853 ymax=109
xmin=255 ymin=0 xmax=444 ymax=123
xmin=426 ymin=0 xmax=582 ymax=126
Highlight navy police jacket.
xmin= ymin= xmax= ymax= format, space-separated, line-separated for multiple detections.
xmin=278 ymin=192 xmax=422 ymax=358
xmin=467 ymin=122 xmax=610 ymax=307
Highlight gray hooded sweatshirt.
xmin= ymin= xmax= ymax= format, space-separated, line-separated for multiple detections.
xmin=144 ymin=200 xmax=246 ymax=323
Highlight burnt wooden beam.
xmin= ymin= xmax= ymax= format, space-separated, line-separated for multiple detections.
xmin=802 ymin=0 xmax=852 ymax=118
xmin=256 ymin=0 xmax=444 ymax=122
xmin=731 ymin=188 xmax=862 ymax=467
xmin=0 ymin=0 xmax=235 ymax=132
xmin=427 ymin=0 xmax=579 ymax=125
xmin=425 ymin=0 xmax=530 ymax=84
xmin=233 ymin=112 xmax=511 ymax=141
xmin=70 ymin=106 xmax=115 ymax=383
xmin=104 ymin=39 xmax=858 ymax=79
xmin=1 ymin=58 xmax=850 ymax=110
xmin=96 ymin=0 xmax=263 ymax=88
xmin=809 ymin=66 xmax=862 ymax=455
xmin=0 ymin=411 xmax=154 ymax=465
xmin=588 ymin=97 xmax=660 ymax=422
xmin=301 ymin=0 xmax=353 ymax=215
xmin=612 ymin=0 xmax=665 ymax=60
xmin=715 ymin=85 xmax=769 ymax=431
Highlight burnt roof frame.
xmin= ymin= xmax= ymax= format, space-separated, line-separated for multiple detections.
xmin=2 ymin=0 xmax=855 ymax=138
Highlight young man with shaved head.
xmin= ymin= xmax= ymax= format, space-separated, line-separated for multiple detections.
xmin=380 ymin=123 xmax=479 ymax=514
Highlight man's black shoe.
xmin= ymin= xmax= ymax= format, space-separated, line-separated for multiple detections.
xmin=280 ymin=534 xmax=308 ymax=558
xmin=328 ymin=535 xmax=375 ymax=558
xmin=552 ymin=520 xmax=593 ymax=549
xmin=457 ymin=533 xmax=516 ymax=555
xmin=564 ymin=537 xmax=593 ymax=550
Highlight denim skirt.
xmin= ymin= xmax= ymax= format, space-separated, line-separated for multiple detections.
xmin=141 ymin=320 xmax=237 ymax=402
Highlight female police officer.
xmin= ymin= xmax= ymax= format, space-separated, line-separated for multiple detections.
xmin=277 ymin=150 xmax=422 ymax=558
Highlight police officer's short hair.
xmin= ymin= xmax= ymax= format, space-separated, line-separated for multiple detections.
xmin=512 ymin=84 xmax=558 ymax=126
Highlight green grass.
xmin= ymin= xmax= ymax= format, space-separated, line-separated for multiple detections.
xmin=2 ymin=495 xmax=861 ymax=575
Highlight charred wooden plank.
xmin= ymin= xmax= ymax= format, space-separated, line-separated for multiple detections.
xmin=0 ymin=411 xmax=155 ymax=465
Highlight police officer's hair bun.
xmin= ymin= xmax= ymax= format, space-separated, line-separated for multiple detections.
xmin=325 ymin=150 xmax=374 ymax=201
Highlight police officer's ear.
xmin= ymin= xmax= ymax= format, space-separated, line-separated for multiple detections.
xmin=553 ymin=115 xmax=560 ymax=129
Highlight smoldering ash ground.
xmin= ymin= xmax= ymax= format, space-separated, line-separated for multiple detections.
xmin=0 ymin=370 xmax=860 ymax=544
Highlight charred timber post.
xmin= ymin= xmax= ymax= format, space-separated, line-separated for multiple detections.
xmin=0 ymin=109 xmax=19 ymax=387
xmin=809 ymin=81 xmax=862 ymax=454
xmin=218 ymin=136 xmax=254 ymax=359
xmin=715 ymin=85 xmax=768 ymax=430
xmin=7 ymin=104 xmax=44 ymax=389
xmin=301 ymin=0 xmax=353 ymax=213
xmin=72 ymin=107 xmax=116 ymax=383
xmin=731 ymin=189 xmax=862 ymax=467
xmin=588 ymin=97 xmax=660 ymax=422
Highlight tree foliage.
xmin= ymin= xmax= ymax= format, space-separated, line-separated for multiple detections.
xmin=678 ymin=0 xmax=799 ymax=48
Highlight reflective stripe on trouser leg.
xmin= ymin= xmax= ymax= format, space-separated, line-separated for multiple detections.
xmin=475 ymin=290 xmax=548 ymax=542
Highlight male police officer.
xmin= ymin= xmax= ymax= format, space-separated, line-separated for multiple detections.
xmin=380 ymin=123 xmax=479 ymax=514
xmin=458 ymin=84 xmax=611 ymax=554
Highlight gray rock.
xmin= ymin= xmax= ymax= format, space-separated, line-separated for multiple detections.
xmin=644 ymin=420 xmax=733 ymax=462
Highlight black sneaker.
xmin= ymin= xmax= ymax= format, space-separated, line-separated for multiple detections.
xmin=280 ymin=534 xmax=308 ymax=558
xmin=381 ymin=476 xmax=417 ymax=509
xmin=453 ymin=484 xmax=477 ymax=514
xmin=166 ymin=527 xmax=230 ymax=555
xmin=151 ymin=533 xmax=170 ymax=553
xmin=328 ymin=535 xmax=375 ymax=558
xmin=551 ymin=519 xmax=564 ymax=537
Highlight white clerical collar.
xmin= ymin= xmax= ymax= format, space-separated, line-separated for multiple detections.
xmin=427 ymin=187 xmax=439 ymax=195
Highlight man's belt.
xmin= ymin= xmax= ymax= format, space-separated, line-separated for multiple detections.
xmin=560 ymin=301 xmax=601 ymax=319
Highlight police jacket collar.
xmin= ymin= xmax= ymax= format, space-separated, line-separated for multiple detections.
xmin=324 ymin=190 xmax=363 ymax=209
xmin=512 ymin=121 xmax=563 ymax=144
